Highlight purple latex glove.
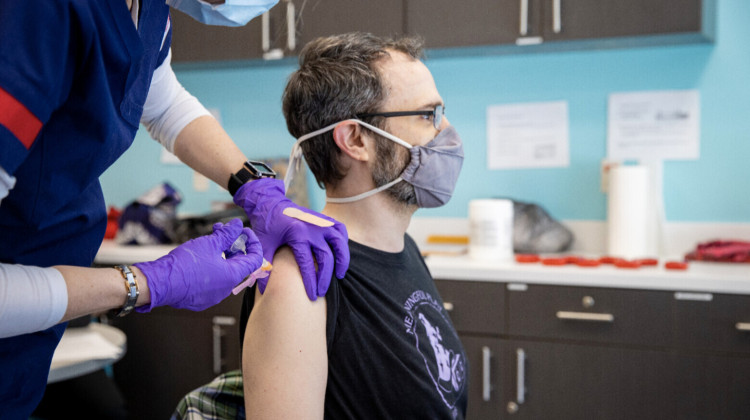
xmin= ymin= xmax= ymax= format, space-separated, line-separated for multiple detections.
xmin=233 ymin=178 xmax=349 ymax=300
xmin=134 ymin=218 xmax=263 ymax=312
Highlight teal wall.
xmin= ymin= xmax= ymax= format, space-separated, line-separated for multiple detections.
xmin=101 ymin=0 xmax=749 ymax=222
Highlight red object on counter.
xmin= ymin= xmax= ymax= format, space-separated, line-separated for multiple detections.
xmin=614 ymin=259 xmax=641 ymax=269
xmin=599 ymin=256 xmax=619 ymax=264
xmin=515 ymin=254 xmax=541 ymax=263
xmin=104 ymin=206 xmax=122 ymax=239
xmin=685 ymin=240 xmax=750 ymax=263
xmin=541 ymin=257 xmax=569 ymax=266
xmin=636 ymin=258 xmax=659 ymax=266
xmin=665 ymin=261 xmax=689 ymax=270
xmin=575 ymin=258 xmax=601 ymax=267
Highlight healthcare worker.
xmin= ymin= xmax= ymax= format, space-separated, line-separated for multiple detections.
xmin=0 ymin=0 xmax=350 ymax=417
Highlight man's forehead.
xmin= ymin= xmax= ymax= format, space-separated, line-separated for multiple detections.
xmin=377 ymin=51 xmax=441 ymax=109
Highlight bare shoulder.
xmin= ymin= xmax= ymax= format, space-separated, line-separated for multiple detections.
xmin=255 ymin=246 xmax=309 ymax=305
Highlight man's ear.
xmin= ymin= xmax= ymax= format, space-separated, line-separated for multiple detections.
xmin=332 ymin=121 xmax=371 ymax=162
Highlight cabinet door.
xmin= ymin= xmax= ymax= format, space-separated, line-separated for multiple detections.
xmin=291 ymin=0 xmax=404 ymax=55
xmin=406 ymin=0 xmax=543 ymax=49
xmin=540 ymin=0 xmax=703 ymax=42
xmin=507 ymin=284 xmax=674 ymax=347
xmin=169 ymin=8 xmax=267 ymax=62
xmin=706 ymin=355 xmax=750 ymax=419
xmin=671 ymin=292 xmax=750 ymax=354
xmin=111 ymin=295 xmax=244 ymax=419
xmin=500 ymin=339 xmax=710 ymax=420
xmin=434 ymin=280 xmax=505 ymax=335
xmin=460 ymin=336 xmax=506 ymax=420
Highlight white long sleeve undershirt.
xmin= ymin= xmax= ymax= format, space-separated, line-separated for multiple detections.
xmin=140 ymin=48 xmax=212 ymax=153
xmin=0 ymin=264 xmax=68 ymax=338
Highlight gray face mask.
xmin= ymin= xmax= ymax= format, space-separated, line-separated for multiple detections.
xmin=285 ymin=120 xmax=464 ymax=208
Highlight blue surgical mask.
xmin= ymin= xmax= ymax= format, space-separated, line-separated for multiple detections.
xmin=166 ymin=0 xmax=278 ymax=27
xmin=285 ymin=120 xmax=464 ymax=208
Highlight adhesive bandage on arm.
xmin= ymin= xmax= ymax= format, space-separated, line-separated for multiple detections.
xmin=0 ymin=264 xmax=68 ymax=338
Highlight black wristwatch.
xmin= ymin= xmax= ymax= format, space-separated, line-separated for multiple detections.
xmin=228 ymin=160 xmax=277 ymax=196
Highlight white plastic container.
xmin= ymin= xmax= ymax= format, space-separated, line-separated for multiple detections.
xmin=468 ymin=199 xmax=514 ymax=261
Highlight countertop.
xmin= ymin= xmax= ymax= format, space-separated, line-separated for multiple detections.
xmin=426 ymin=254 xmax=750 ymax=295
xmin=95 ymin=240 xmax=750 ymax=295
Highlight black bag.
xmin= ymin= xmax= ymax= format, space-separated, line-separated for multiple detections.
xmin=511 ymin=199 xmax=574 ymax=253
xmin=173 ymin=207 xmax=249 ymax=244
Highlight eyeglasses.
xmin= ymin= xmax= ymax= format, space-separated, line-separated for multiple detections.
xmin=356 ymin=104 xmax=445 ymax=130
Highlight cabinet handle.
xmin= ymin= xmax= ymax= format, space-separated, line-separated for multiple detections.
xmin=212 ymin=316 xmax=236 ymax=375
xmin=516 ymin=348 xmax=526 ymax=404
xmin=552 ymin=0 xmax=562 ymax=33
xmin=556 ymin=311 xmax=614 ymax=323
xmin=443 ymin=302 xmax=454 ymax=312
xmin=519 ymin=0 xmax=529 ymax=36
xmin=481 ymin=346 xmax=492 ymax=401
xmin=261 ymin=11 xmax=270 ymax=52
xmin=736 ymin=322 xmax=750 ymax=331
xmin=285 ymin=0 xmax=296 ymax=51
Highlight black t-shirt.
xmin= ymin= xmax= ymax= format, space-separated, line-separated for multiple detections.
xmin=240 ymin=235 xmax=468 ymax=419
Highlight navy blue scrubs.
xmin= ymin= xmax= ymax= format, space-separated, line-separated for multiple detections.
xmin=0 ymin=0 xmax=172 ymax=416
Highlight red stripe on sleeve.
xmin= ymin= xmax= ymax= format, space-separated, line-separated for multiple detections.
xmin=0 ymin=86 xmax=43 ymax=149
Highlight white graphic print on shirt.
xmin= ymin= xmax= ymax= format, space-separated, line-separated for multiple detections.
xmin=404 ymin=290 xmax=467 ymax=419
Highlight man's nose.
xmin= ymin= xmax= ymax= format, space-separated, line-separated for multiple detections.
xmin=439 ymin=116 xmax=451 ymax=131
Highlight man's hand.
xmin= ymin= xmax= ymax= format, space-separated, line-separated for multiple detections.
xmin=233 ymin=178 xmax=349 ymax=300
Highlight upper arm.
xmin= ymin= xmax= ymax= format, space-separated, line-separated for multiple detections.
xmin=140 ymin=49 xmax=211 ymax=153
xmin=241 ymin=247 xmax=328 ymax=419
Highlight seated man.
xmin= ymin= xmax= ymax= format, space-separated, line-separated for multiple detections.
xmin=239 ymin=32 xmax=467 ymax=419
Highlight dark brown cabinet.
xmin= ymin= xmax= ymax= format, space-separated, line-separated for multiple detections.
xmin=405 ymin=0 xmax=530 ymax=50
xmin=435 ymin=280 xmax=750 ymax=420
xmin=169 ymin=0 xmax=715 ymax=63
xmin=539 ymin=0 xmax=705 ymax=42
xmin=290 ymin=0 xmax=404 ymax=56
xmin=169 ymin=8 xmax=267 ymax=62
xmin=406 ymin=0 xmax=714 ymax=53
xmin=110 ymin=295 xmax=245 ymax=420
xmin=169 ymin=0 xmax=404 ymax=63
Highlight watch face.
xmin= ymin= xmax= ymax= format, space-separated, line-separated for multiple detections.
xmin=246 ymin=160 xmax=276 ymax=178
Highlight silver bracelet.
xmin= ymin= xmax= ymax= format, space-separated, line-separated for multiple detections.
xmin=113 ymin=265 xmax=139 ymax=317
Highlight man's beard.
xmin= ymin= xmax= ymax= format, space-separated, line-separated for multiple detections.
xmin=370 ymin=134 xmax=417 ymax=206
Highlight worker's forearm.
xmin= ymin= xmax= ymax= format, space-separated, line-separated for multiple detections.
xmin=173 ymin=115 xmax=248 ymax=190
xmin=56 ymin=265 xmax=150 ymax=322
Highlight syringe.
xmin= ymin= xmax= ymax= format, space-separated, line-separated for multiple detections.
xmin=229 ymin=233 xmax=248 ymax=255
xmin=228 ymin=233 xmax=272 ymax=295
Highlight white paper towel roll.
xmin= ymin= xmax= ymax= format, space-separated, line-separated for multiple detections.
xmin=469 ymin=199 xmax=514 ymax=261
xmin=607 ymin=165 xmax=658 ymax=259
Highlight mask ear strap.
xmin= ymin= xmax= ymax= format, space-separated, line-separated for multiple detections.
xmin=283 ymin=120 xmax=341 ymax=194
xmin=354 ymin=120 xmax=413 ymax=149
xmin=284 ymin=119 xmax=411 ymax=195
xmin=326 ymin=177 xmax=404 ymax=204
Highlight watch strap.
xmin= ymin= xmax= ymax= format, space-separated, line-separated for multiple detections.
xmin=228 ymin=160 xmax=277 ymax=196
xmin=113 ymin=265 xmax=139 ymax=317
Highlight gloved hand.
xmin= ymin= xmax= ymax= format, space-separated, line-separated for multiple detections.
xmin=134 ymin=218 xmax=263 ymax=312
xmin=233 ymin=178 xmax=349 ymax=300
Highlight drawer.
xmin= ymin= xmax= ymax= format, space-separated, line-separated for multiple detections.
xmin=434 ymin=280 xmax=505 ymax=335
xmin=673 ymin=292 xmax=750 ymax=354
xmin=507 ymin=284 xmax=673 ymax=347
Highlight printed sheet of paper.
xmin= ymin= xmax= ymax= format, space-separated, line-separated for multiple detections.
xmin=487 ymin=101 xmax=569 ymax=169
xmin=607 ymin=90 xmax=700 ymax=160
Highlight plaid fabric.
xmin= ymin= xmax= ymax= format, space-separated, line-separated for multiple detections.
xmin=171 ymin=370 xmax=246 ymax=420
